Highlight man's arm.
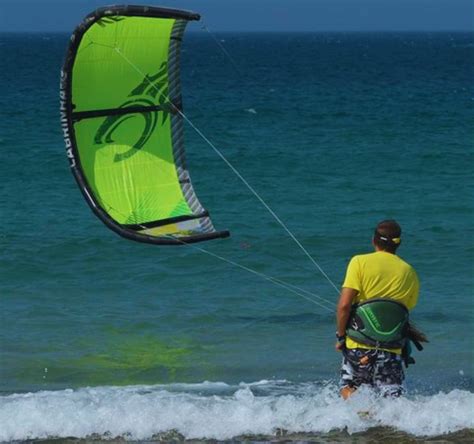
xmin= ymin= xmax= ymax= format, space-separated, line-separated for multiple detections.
xmin=335 ymin=287 xmax=359 ymax=351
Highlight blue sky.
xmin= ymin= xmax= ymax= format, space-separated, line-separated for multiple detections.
xmin=0 ymin=0 xmax=472 ymax=32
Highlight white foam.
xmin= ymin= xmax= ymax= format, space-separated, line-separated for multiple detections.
xmin=0 ymin=382 xmax=472 ymax=441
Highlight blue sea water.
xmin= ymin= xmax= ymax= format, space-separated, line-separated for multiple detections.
xmin=0 ymin=30 xmax=473 ymax=442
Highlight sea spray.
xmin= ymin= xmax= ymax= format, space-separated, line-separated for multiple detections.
xmin=0 ymin=381 xmax=472 ymax=441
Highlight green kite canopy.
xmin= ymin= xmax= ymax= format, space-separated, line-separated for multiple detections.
xmin=60 ymin=5 xmax=230 ymax=245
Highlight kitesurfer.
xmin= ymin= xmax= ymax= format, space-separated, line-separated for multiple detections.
xmin=335 ymin=220 xmax=424 ymax=398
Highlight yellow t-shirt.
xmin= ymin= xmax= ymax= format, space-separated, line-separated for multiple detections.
xmin=343 ymin=251 xmax=419 ymax=354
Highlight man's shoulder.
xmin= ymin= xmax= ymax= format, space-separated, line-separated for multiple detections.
xmin=352 ymin=252 xmax=416 ymax=271
xmin=350 ymin=252 xmax=378 ymax=263
xmin=394 ymin=254 xmax=417 ymax=272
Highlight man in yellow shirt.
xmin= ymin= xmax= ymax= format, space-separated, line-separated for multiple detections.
xmin=335 ymin=220 xmax=420 ymax=398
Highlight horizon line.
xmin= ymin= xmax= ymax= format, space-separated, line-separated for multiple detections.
xmin=1 ymin=29 xmax=473 ymax=34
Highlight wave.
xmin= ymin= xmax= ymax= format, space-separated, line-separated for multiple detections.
xmin=1 ymin=380 xmax=473 ymax=442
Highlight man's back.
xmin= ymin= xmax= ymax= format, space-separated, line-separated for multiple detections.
xmin=343 ymin=251 xmax=419 ymax=310
xmin=343 ymin=250 xmax=419 ymax=353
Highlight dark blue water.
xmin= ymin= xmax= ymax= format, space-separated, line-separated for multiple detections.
xmin=0 ymin=31 xmax=473 ymax=441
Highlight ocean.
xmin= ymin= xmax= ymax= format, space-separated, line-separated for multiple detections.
xmin=0 ymin=30 xmax=473 ymax=442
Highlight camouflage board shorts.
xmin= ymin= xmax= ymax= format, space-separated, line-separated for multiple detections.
xmin=340 ymin=347 xmax=405 ymax=397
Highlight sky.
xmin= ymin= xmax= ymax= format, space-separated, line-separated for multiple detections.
xmin=0 ymin=0 xmax=472 ymax=33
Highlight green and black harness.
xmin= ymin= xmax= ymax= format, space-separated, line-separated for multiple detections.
xmin=345 ymin=298 xmax=425 ymax=367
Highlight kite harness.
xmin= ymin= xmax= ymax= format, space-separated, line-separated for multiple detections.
xmin=345 ymin=298 xmax=427 ymax=367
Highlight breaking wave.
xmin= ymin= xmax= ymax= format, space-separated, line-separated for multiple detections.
xmin=0 ymin=380 xmax=473 ymax=441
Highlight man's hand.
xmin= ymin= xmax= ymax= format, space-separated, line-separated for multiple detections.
xmin=335 ymin=332 xmax=346 ymax=352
